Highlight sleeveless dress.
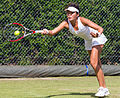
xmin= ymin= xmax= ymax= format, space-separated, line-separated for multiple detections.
xmin=68 ymin=17 xmax=107 ymax=50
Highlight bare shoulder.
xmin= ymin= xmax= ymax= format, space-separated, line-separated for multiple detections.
xmin=61 ymin=20 xmax=69 ymax=29
xmin=80 ymin=17 xmax=88 ymax=21
xmin=51 ymin=20 xmax=69 ymax=34
xmin=79 ymin=17 xmax=91 ymax=26
xmin=61 ymin=20 xmax=68 ymax=25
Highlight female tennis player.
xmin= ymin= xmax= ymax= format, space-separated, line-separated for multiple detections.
xmin=41 ymin=2 xmax=110 ymax=97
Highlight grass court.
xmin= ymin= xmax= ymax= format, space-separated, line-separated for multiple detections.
xmin=0 ymin=76 xmax=120 ymax=98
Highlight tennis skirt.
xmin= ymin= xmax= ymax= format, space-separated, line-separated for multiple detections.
xmin=84 ymin=33 xmax=108 ymax=50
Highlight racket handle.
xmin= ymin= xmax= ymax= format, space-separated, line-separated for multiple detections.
xmin=35 ymin=30 xmax=44 ymax=33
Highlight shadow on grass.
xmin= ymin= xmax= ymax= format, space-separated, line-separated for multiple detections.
xmin=41 ymin=92 xmax=96 ymax=98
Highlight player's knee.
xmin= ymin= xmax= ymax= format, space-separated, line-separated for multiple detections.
xmin=90 ymin=62 xmax=101 ymax=73
xmin=90 ymin=60 xmax=97 ymax=67
xmin=90 ymin=61 xmax=99 ymax=70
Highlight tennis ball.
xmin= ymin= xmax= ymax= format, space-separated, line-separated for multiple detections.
xmin=14 ymin=30 xmax=20 ymax=36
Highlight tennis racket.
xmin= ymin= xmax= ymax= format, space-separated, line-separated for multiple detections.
xmin=3 ymin=23 xmax=43 ymax=42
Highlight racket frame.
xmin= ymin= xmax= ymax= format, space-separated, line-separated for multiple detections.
xmin=4 ymin=23 xmax=43 ymax=42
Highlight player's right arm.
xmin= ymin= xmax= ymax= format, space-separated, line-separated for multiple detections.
xmin=41 ymin=21 xmax=69 ymax=36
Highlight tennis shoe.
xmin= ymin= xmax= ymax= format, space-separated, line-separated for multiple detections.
xmin=95 ymin=87 xmax=110 ymax=97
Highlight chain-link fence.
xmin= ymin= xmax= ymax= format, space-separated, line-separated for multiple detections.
xmin=0 ymin=0 xmax=120 ymax=65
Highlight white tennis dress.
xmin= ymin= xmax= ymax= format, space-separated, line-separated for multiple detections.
xmin=68 ymin=17 xmax=108 ymax=50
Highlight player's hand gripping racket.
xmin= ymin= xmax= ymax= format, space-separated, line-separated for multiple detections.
xmin=3 ymin=23 xmax=43 ymax=42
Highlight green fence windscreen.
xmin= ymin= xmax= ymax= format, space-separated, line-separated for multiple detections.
xmin=0 ymin=0 xmax=120 ymax=65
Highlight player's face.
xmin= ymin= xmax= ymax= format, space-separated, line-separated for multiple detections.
xmin=66 ymin=11 xmax=79 ymax=21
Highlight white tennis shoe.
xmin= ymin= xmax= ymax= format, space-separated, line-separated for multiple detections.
xmin=95 ymin=87 xmax=110 ymax=97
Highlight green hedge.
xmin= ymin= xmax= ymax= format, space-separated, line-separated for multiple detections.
xmin=0 ymin=0 xmax=119 ymax=65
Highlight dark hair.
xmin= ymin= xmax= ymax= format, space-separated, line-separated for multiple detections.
xmin=65 ymin=2 xmax=80 ymax=13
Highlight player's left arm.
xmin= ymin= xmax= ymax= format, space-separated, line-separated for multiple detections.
xmin=80 ymin=17 xmax=104 ymax=37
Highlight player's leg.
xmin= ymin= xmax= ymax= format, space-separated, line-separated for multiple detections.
xmin=88 ymin=45 xmax=110 ymax=97
xmin=88 ymin=49 xmax=105 ymax=87
xmin=90 ymin=45 xmax=106 ymax=87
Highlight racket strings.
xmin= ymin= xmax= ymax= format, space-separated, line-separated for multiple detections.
xmin=3 ymin=24 xmax=24 ymax=41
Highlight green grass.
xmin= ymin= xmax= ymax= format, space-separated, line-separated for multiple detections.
xmin=0 ymin=76 xmax=120 ymax=98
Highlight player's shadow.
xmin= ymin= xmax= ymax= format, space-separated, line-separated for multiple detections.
xmin=42 ymin=92 xmax=96 ymax=98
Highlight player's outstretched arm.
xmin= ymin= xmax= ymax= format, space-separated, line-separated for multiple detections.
xmin=41 ymin=21 xmax=68 ymax=36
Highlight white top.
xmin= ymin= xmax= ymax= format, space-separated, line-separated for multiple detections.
xmin=68 ymin=17 xmax=102 ymax=40
xmin=68 ymin=17 xmax=108 ymax=50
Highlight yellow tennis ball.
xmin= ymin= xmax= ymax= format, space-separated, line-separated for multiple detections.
xmin=14 ymin=30 xmax=20 ymax=36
